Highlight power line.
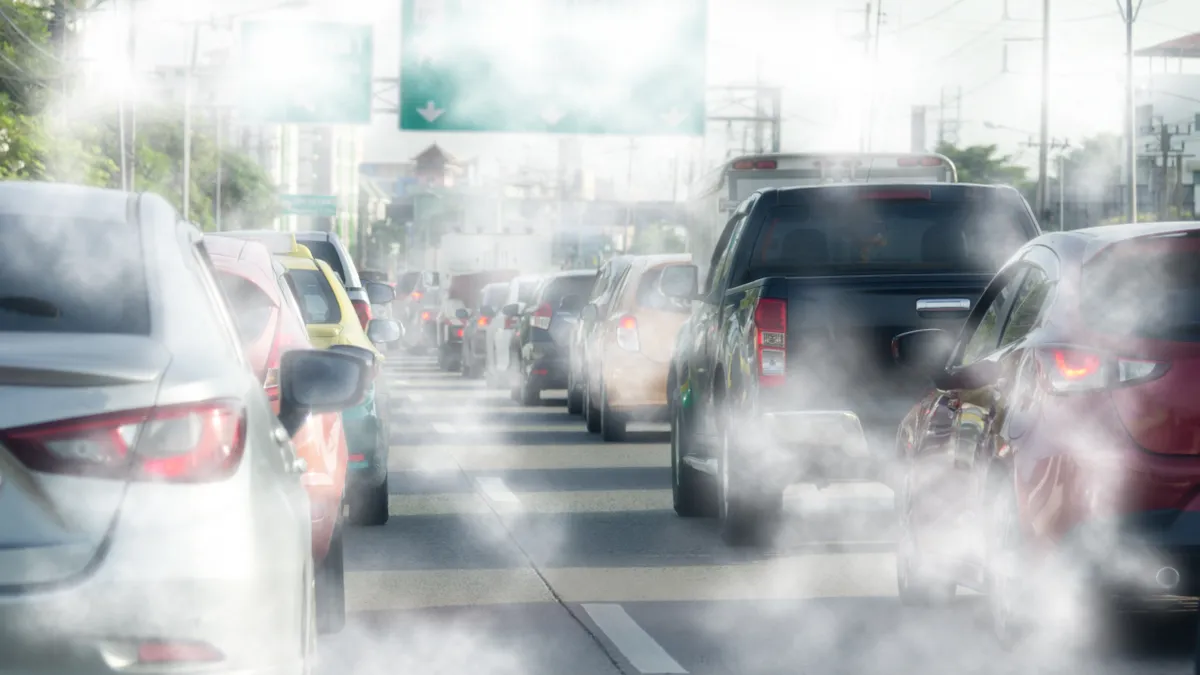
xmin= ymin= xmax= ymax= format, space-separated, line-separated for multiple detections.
xmin=888 ymin=0 xmax=975 ymax=34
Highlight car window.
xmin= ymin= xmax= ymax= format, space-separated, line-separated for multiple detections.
xmin=957 ymin=270 xmax=1025 ymax=367
xmin=704 ymin=212 xmax=743 ymax=294
xmin=297 ymin=239 xmax=350 ymax=287
xmin=542 ymin=275 xmax=596 ymax=309
xmin=637 ymin=265 xmax=692 ymax=314
xmin=0 ymin=215 xmax=151 ymax=334
xmin=215 ymin=272 xmax=275 ymax=343
xmin=1082 ymin=236 xmax=1200 ymax=342
xmin=998 ymin=268 xmax=1053 ymax=349
xmin=286 ymin=268 xmax=342 ymax=324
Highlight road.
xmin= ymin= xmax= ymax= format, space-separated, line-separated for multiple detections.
xmin=319 ymin=353 xmax=1199 ymax=675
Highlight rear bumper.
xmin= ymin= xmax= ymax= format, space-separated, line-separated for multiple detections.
xmin=743 ymin=410 xmax=888 ymax=484
xmin=527 ymin=354 xmax=569 ymax=389
xmin=603 ymin=351 xmax=670 ymax=410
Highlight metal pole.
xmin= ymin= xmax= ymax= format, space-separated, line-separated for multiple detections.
xmin=1123 ymin=0 xmax=1139 ymax=222
xmin=860 ymin=1 xmax=871 ymax=152
xmin=128 ymin=0 xmax=137 ymax=191
xmin=183 ymin=22 xmax=199 ymax=221
xmin=118 ymin=90 xmax=127 ymax=191
xmin=215 ymin=109 xmax=222 ymax=231
xmin=1058 ymin=153 xmax=1065 ymax=230
xmin=1035 ymin=0 xmax=1050 ymax=218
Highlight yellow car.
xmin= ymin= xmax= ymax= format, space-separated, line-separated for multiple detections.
xmin=225 ymin=232 xmax=400 ymax=526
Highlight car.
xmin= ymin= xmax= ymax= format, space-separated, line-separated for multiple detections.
xmin=269 ymin=241 xmax=401 ymax=526
xmin=360 ymin=269 xmax=394 ymax=321
xmin=395 ymin=271 xmax=442 ymax=354
xmin=507 ymin=269 xmax=598 ymax=405
xmin=205 ymin=234 xmax=352 ymax=634
xmin=581 ymin=254 xmax=695 ymax=441
xmin=460 ymin=282 xmax=510 ymax=379
xmin=567 ymin=255 xmax=635 ymax=418
xmin=0 ymin=183 xmax=369 ymax=674
xmin=435 ymin=270 xmax=520 ymax=371
xmin=484 ymin=274 xmax=541 ymax=389
xmin=666 ymin=183 xmax=1041 ymax=545
xmin=892 ymin=221 xmax=1200 ymax=645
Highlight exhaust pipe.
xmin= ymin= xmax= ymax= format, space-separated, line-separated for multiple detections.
xmin=1155 ymin=566 xmax=1181 ymax=590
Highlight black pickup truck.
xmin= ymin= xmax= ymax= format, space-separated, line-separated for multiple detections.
xmin=664 ymin=183 xmax=1041 ymax=545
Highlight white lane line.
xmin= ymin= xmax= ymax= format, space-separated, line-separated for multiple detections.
xmin=581 ymin=603 xmax=687 ymax=674
xmin=431 ymin=422 xmax=458 ymax=434
xmin=408 ymin=393 xmax=425 ymax=402
xmin=475 ymin=476 xmax=520 ymax=504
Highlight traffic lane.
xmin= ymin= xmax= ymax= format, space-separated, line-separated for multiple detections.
xmin=319 ymin=603 xmax=622 ymax=675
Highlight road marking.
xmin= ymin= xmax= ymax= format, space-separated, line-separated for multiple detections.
xmin=346 ymin=569 xmax=553 ymax=610
xmin=581 ymin=603 xmax=687 ymax=674
xmin=431 ymin=422 xmax=456 ymax=434
xmin=408 ymin=393 xmax=425 ymax=402
xmin=475 ymin=476 xmax=520 ymax=504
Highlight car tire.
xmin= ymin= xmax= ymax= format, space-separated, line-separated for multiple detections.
xmin=519 ymin=369 xmax=540 ymax=406
xmin=671 ymin=394 xmax=716 ymax=518
xmin=895 ymin=470 xmax=956 ymax=607
xmin=600 ymin=380 xmax=627 ymax=442
xmin=718 ymin=420 xmax=782 ymax=547
xmin=315 ymin=523 xmax=346 ymax=635
xmin=350 ymin=475 xmax=389 ymax=527
xmin=566 ymin=365 xmax=584 ymax=415
xmin=584 ymin=379 xmax=601 ymax=433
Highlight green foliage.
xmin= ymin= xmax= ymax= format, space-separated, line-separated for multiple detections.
xmin=628 ymin=223 xmax=687 ymax=255
xmin=935 ymin=141 xmax=1029 ymax=186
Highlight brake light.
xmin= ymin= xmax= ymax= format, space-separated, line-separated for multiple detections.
xmin=136 ymin=641 xmax=223 ymax=664
xmin=532 ymin=302 xmax=552 ymax=330
xmin=615 ymin=314 xmax=639 ymax=351
xmin=1035 ymin=347 xmax=1168 ymax=393
xmin=1 ymin=400 xmax=247 ymax=482
xmin=352 ymin=299 xmax=372 ymax=330
xmin=477 ymin=316 xmax=489 ymax=328
xmin=456 ymin=327 xmax=464 ymax=338
xmin=754 ymin=297 xmax=787 ymax=387
xmin=411 ymin=291 xmax=423 ymax=301
xmin=861 ymin=189 xmax=931 ymax=201
xmin=421 ymin=310 xmax=431 ymax=321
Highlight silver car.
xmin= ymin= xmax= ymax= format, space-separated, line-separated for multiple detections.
xmin=0 ymin=183 xmax=369 ymax=674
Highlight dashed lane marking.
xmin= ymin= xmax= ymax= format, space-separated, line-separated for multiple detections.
xmin=582 ymin=603 xmax=688 ymax=674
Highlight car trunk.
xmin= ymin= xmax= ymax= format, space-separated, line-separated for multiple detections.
xmin=0 ymin=334 xmax=169 ymax=587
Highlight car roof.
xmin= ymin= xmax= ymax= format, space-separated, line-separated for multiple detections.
xmin=205 ymin=236 xmax=281 ymax=303
xmin=762 ymin=182 xmax=1019 ymax=203
xmin=0 ymin=182 xmax=135 ymax=222
xmin=1051 ymin=221 xmax=1200 ymax=263
xmin=636 ymin=253 xmax=692 ymax=268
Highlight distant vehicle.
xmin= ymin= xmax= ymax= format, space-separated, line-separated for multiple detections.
xmin=436 ymin=269 xmax=520 ymax=371
xmin=485 ymin=274 xmax=541 ymax=389
xmin=893 ymin=221 xmax=1200 ymax=645
xmin=0 ymin=183 xmax=369 ymax=673
xmin=459 ymin=282 xmax=510 ymax=379
xmin=685 ymin=152 xmax=959 ymax=271
xmin=396 ymin=271 xmax=441 ymax=354
xmin=667 ymin=182 xmax=1038 ymax=546
xmin=567 ymin=256 xmax=635 ymax=417
xmin=507 ymin=269 xmax=598 ymax=405
xmin=582 ymin=254 xmax=695 ymax=441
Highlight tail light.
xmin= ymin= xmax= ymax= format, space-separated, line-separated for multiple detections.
xmin=136 ymin=641 xmax=223 ymax=664
xmin=1035 ymin=347 xmax=1168 ymax=393
xmin=421 ymin=310 xmax=431 ymax=322
xmin=351 ymin=299 xmax=372 ymax=330
xmin=477 ymin=316 xmax=489 ymax=328
xmin=754 ymin=297 xmax=787 ymax=387
xmin=456 ymin=327 xmax=464 ymax=338
xmin=615 ymin=314 xmax=639 ymax=351
xmin=411 ymin=291 xmax=422 ymax=301
xmin=1 ymin=400 xmax=247 ymax=482
xmin=532 ymin=302 xmax=553 ymax=330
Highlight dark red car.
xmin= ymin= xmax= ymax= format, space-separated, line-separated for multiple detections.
xmin=891 ymin=222 xmax=1200 ymax=644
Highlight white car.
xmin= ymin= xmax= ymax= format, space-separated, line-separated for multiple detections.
xmin=484 ymin=274 xmax=541 ymax=388
xmin=0 ymin=183 xmax=369 ymax=675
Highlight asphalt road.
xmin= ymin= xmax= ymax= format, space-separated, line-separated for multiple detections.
xmin=318 ymin=353 xmax=1200 ymax=675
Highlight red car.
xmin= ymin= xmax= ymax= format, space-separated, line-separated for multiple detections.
xmin=892 ymin=222 xmax=1200 ymax=645
xmin=205 ymin=235 xmax=351 ymax=635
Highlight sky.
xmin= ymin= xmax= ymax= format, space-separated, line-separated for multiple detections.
xmin=99 ymin=0 xmax=1200 ymax=199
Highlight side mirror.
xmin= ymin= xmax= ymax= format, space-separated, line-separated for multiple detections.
xmin=933 ymin=360 xmax=1003 ymax=391
xmin=366 ymin=319 xmax=401 ymax=344
xmin=891 ymin=328 xmax=955 ymax=372
xmin=580 ymin=304 xmax=598 ymax=322
xmin=501 ymin=303 xmax=519 ymax=317
xmin=365 ymin=281 xmax=396 ymax=305
xmin=659 ymin=264 xmax=699 ymax=300
xmin=480 ymin=305 xmax=497 ymax=319
xmin=455 ymin=308 xmax=470 ymax=320
xmin=558 ymin=294 xmax=583 ymax=312
xmin=278 ymin=349 xmax=369 ymax=437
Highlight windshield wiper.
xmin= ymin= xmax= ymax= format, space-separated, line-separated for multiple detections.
xmin=0 ymin=295 xmax=61 ymax=318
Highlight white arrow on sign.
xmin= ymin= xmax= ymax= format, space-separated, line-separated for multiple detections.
xmin=662 ymin=108 xmax=689 ymax=128
xmin=417 ymin=101 xmax=445 ymax=123
xmin=541 ymin=106 xmax=565 ymax=125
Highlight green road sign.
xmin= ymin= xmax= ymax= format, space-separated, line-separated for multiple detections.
xmin=399 ymin=0 xmax=707 ymax=136
xmin=238 ymin=22 xmax=373 ymax=125
xmin=279 ymin=194 xmax=338 ymax=217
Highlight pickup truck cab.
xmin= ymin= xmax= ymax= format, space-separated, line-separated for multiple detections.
xmin=666 ymin=183 xmax=1041 ymax=545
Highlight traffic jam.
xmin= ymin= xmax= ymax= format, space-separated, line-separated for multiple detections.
xmin=2 ymin=150 xmax=1199 ymax=673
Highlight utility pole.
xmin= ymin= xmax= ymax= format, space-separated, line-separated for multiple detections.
xmin=183 ymin=21 xmax=199 ymax=222
xmin=707 ymin=85 xmax=782 ymax=158
xmin=128 ymin=0 xmax=137 ymax=191
xmin=1022 ymin=137 xmax=1070 ymax=228
xmin=1119 ymin=0 xmax=1144 ymax=223
xmin=1139 ymin=117 xmax=1194 ymax=221
xmin=624 ymin=137 xmax=635 ymax=253
xmin=936 ymin=86 xmax=962 ymax=146
xmin=1035 ymin=0 xmax=1050 ymax=220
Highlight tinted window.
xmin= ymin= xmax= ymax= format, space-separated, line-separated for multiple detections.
xmin=1082 ymin=237 xmax=1200 ymax=342
xmin=215 ymin=272 xmax=275 ymax=343
xmin=542 ymin=275 xmax=596 ymax=309
xmin=298 ymin=240 xmax=348 ymax=286
xmin=0 ymin=217 xmax=150 ymax=334
xmin=286 ymin=269 xmax=341 ymax=324
xmin=637 ymin=265 xmax=693 ymax=313
xmin=959 ymin=273 xmax=1023 ymax=366
xmin=748 ymin=188 xmax=1032 ymax=278
xmin=998 ymin=268 xmax=1052 ymax=349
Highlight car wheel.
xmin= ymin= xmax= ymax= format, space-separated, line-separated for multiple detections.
xmin=349 ymin=475 xmax=389 ymax=526
xmin=600 ymin=379 xmax=627 ymax=442
xmin=671 ymin=394 xmax=716 ymax=517
xmin=519 ymin=368 xmax=540 ymax=406
xmin=718 ymin=418 xmax=782 ymax=547
xmin=895 ymin=470 xmax=956 ymax=607
xmin=315 ymin=523 xmax=346 ymax=634
xmin=566 ymin=365 xmax=583 ymax=415
xmin=584 ymin=378 xmax=601 ymax=433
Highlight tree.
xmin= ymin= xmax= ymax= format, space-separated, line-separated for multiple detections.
xmin=628 ymin=222 xmax=687 ymax=255
xmin=935 ymin=141 xmax=1030 ymax=186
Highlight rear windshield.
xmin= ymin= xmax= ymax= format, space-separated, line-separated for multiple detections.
xmin=542 ymin=275 xmax=597 ymax=309
xmin=215 ymin=272 xmax=275 ymax=343
xmin=637 ymin=265 xmax=691 ymax=314
xmin=286 ymin=268 xmax=342 ymax=325
xmin=1082 ymin=236 xmax=1200 ymax=342
xmin=747 ymin=188 xmax=1033 ymax=278
xmin=0 ymin=217 xmax=150 ymax=334
xmin=297 ymin=239 xmax=352 ymax=287
xmin=481 ymin=284 xmax=508 ymax=310
xmin=517 ymin=280 xmax=539 ymax=305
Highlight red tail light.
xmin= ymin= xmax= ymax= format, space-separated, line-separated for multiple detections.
xmin=616 ymin=314 xmax=639 ymax=351
xmin=136 ymin=641 xmax=223 ymax=664
xmin=456 ymin=327 xmax=464 ymax=338
xmin=532 ymin=302 xmax=553 ymax=330
xmin=1 ymin=400 xmax=247 ymax=482
xmin=477 ymin=316 xmax=489 ymax=328
xmin=421 ymin=310 xmax=431 ymax=321
xmin=1035 ymin=347 xmax=1168 ymax=394
xmin=352 ymin=299 xmax=372 ymax=330
xmin=754 ymin=297 xmax=787 ymax=387
xmin=411 ymin=291 xmax=422 ymax=301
